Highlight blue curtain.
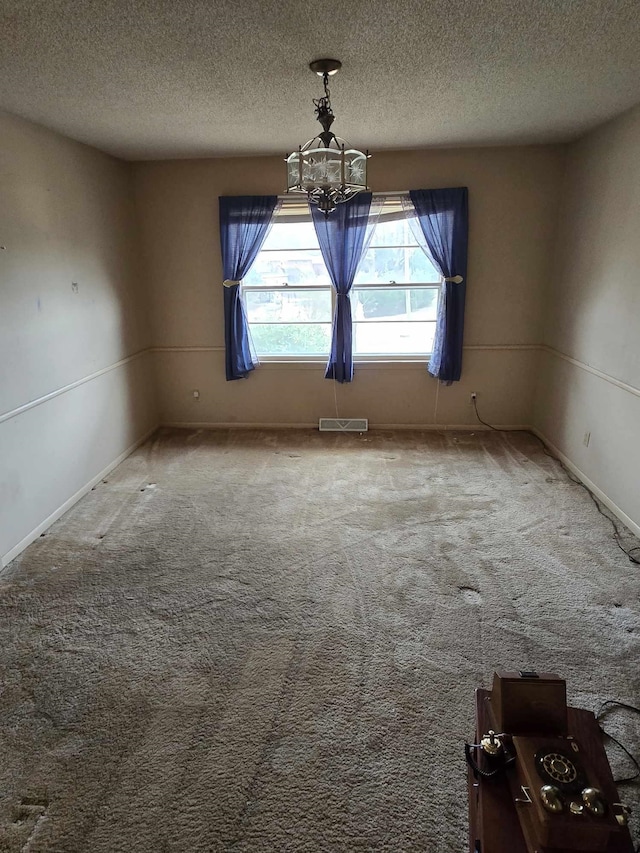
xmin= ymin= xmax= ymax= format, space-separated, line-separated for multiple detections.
xmin=409 ymin=188 xmax=468 ymax=383
xmin=219 ymin=195 xmax=278 ymax=381
xmin=311 ymin=193 xmax=372 ymax=382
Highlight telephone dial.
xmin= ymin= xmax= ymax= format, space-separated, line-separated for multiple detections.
xmin=466 ymin=671 xmax=634 ymax=853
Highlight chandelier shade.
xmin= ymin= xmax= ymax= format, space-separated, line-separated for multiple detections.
xmin=285 ymin=59 xmax=370 ymax=216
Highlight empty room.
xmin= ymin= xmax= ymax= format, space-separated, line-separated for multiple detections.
xmin=1 ymin=1 xmax=640 ymax=851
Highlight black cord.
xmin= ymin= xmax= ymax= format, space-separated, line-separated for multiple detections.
xmin=599 ymin=727 xmax=640 ymax=784
xmin=472 ymin=397 xmax=640 ymax=566
xmin=597 ymin=700 xmax=640 ymax=720
xmin=471 ymin=397 xmax=504 ymax=433
xmin=596 ymin=701 xmax=640 ymax=785
xmin=464 ymin=742 xmax=516 ymax=779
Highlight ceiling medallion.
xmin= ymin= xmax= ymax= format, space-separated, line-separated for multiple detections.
xmin=285 ymin=59 xmax=370 ymax=216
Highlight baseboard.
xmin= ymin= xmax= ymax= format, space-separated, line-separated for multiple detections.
xmin=532 ymin=428 xmax=640 ymax=539
xmin=160 ymin=421 xmax=532 ymax=431
xmin=369 ymin=423 xmax=531 ymax=431
xmin=1 ymin=424 xmax=160 ymax=570
xmin=161 ymin=421 xmax=319 ymax=430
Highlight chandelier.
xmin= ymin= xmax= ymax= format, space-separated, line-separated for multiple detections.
xmin=285 ymin=59 xmax=370 ymax=216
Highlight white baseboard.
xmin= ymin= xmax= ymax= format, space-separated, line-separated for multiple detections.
xmin=1 ymin=425 xmax=160 ymax=570
xmin=161 ymin=421 xmax=319 ymax=430
xmin=369 ymin=423 xmax=531 ymax=431
xmin=160 ymin=421 xmax=531 ymax=432
xmin=532 ymin=428 xmax=640 ymax=539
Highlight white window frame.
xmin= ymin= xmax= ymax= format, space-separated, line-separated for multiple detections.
xmin=242 ymin=194 xmax=441 ymax=363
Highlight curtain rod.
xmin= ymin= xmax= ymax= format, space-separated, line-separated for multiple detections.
xmin=276 ymin=190 xmax=409 ymax=201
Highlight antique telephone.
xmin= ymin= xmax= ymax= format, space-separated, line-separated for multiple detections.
xmin=466 ymin=671 xmax=633 ymax=853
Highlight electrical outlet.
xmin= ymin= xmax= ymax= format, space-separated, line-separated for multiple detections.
xmin=470 ymin=392 xmax=477 ymax=404
xmin=192 ymin=390 xmax=200 ymax=401
xmin=583 ymin=431 xmax=591 ymax=447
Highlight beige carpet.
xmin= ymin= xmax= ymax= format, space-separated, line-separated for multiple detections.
xmin=1 ymin=428 xmax=639 ymax=852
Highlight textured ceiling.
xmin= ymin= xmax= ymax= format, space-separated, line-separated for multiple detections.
xmin=1 ymin=0 xmax=640 ymax=161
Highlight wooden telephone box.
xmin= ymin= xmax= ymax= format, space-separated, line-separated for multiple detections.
xmin=467 ymin=672 xmax=634 ymax=853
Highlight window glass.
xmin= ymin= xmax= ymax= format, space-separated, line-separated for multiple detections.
xmin=354 ymin=217 xmax=441 ymax=284
xmin=353 ymin=321 xmax=437 ymax=356
xmin=244 ymin=289 xmax=332 ymax=323
xmin=352 ymin=288 xmax=438 ymax=322
xmin=250 ymin=324 xmax=332 ymax=356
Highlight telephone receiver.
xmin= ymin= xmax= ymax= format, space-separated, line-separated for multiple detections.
xmin=468 ymin=671 xmax=629 ymax=853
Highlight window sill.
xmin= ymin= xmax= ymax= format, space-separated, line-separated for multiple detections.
xmin=256 ymin=356 xmax=431 ymax=370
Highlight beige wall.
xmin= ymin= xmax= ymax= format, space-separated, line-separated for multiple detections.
xmin=0 ymin=111 xmax=157 ymax=566
xmin=534 ymin=104 xmax=640 ymax=534
xmin=134 ymin=145 xmax=565 ymax=428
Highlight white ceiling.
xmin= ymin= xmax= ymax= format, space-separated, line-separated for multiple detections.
xmin=1 ymin=0 xmax=640 ymax=161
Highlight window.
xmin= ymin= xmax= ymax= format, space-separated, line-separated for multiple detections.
xmin=352 ymin=197 xmax=440 ymax=356
xmin=243 ymin=201 xmax=332 ymax=356
xmin=242 ymin=196 xmax=441 ymax=358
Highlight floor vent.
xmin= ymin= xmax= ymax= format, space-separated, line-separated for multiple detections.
xmin=319 ymin=418 xmax=368 ymax=432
